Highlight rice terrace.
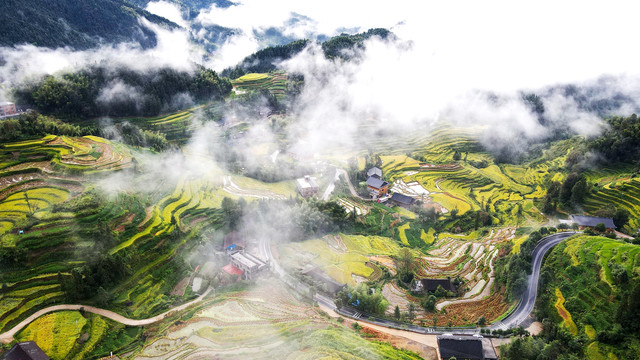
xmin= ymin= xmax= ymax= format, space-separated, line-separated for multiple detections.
xmin=1 ymin=2 xmax=640 ymax=360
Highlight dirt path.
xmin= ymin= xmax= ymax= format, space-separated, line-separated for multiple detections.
xmin=0 ymin=287 xmax=213 ymax=344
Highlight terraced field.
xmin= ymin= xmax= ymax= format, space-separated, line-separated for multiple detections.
xmin=133 ymin=279 xmax=424 ymax=360
xmin=278 ymin=233 xmax=402 ymax=285
xmin=232 ymin=72 xmax=288 ymax=100
xmin=540 ymin=235 xmax=640 ymax=360
xmin=375 ymin=126 xmax=553 ymax=225
xmin=584 ymin=177 xmax=640 ymax=231
xmin=13 ymin=311 xmax=111 ymax=360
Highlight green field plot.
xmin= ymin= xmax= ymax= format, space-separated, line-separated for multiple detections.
xmin=232 ymin=72 xmax=288 ymax=99
xmin=279 ymin=233 xmax=402 ymax=284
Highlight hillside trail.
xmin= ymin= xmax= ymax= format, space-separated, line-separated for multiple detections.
xmin=0 ymin=287 xmax=213 ymax=344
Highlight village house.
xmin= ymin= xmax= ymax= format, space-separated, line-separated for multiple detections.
xmin=366 ymin=176 xmax=389 ymax=198
xmin=437 ymin=335 xmax=497 ymax=360
xmin=228 ymin=250 xmax=269 ymax=280
xmin=4 ymin=341 xmax=50 ymax=360
xmin=296 ymin=175 xmax=319 ymax=198
xmin=569 ymin=214 xmax=616 ymax=231
xmin=0 ymin=101 xmax=17 ymax=117
xmin=389 ymin=192 xmax=416 ymax=209
xmin=367 ymin=167 xmax=383 ymax=179
xmin=413 ymin=278 xmax=456 ymax=294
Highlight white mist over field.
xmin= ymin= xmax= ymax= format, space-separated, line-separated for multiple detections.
xmin=1 ymin=0 xmax=640 ymax=156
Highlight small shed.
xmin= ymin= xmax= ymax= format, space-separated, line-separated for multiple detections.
xmin=437 ymin=335 xmax=497 ymax=360
xmin=4 ymin=341 xmax=50 ymax=360
xmin=389 ymin=193 xmax=416 ymax=208
xmin=419 ymin=278 xmax=456 ymax=293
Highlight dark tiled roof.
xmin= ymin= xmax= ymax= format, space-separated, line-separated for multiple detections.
xmin=366 ymin=176 xmax=388 ymax=189
xmin=302 ymin=267 xmax=346 ymax=295
xmin=437 ymin=336 xmax=484 ymax=360
xmin=390 ymin=193 xmax=415 ymax=205
xmin=5 ymin=341 xmax=50 ymax=360
xmin=570 ymin=215 xmax=616 ymax=229
xmin=421 ymin=278 xmax=455 ymax=292
xmin=367 ymin=167 xmax=382 ymax=178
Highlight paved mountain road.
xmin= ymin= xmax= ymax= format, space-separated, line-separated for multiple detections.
xmin=491 ymin=231 xmax=577 ymax=330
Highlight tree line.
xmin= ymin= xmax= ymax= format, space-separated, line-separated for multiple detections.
xmin=14 ymin=65 xmax=232 ymax=119
xmin=0 ymin=112 xmax=169 ymax=152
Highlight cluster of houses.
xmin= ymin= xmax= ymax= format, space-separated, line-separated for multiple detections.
xmin=366 ymin=167 xmax=419 ymax=208
xmin=221 ymin=231 xmax=269 ymax=281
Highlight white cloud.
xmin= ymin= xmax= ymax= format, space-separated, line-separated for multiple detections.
xmin=146 ymin=1 xmax=188 ymax=28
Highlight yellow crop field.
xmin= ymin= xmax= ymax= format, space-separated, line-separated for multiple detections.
xmin=17 ymin=311 xmax=87 ymax=360
xmin=83 ymin=135 xmax=111 ymax=144
xmin=235 ymin=73 xmax=269 ymax=82
xmin=555 ymin=288 xmax=578 ymax=335
xmin=398 ymin=223 xmax=410 ymax=245
xmin=421 ymin=228 xmax=436 ymax=245
xmin=430 ymin=193 xmax=471 ymax=214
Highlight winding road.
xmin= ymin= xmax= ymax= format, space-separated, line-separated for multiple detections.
xmin=0 ymin=287 xmax=213 ymax=344
xmin=491 ymin=231 xmax=577 ymax=330
xmin=0 ymin=230 xmax=577 ymax=345
xmin=317 ymin=231 xmax=578 ymax=334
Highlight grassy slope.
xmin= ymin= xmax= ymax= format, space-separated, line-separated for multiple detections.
xmin=539 ymin=235 xmax=640 ymax=359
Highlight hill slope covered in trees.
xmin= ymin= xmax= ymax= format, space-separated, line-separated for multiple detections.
xmin=0 ymin=0 xmax=177 ymax=49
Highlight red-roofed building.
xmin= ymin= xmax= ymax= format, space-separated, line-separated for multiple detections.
xmin=222 ymin=263 xmax=244 ymax=277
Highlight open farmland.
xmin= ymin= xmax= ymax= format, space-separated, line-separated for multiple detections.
xmin=232 ymin=72 xmax=288 ymax=100
xmin=133 ymin=278 xmax=425 ymax=360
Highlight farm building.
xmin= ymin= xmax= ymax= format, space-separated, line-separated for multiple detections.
xmin=569 ymin=214 xmax=616 ymax=230
xmin=224 ymin=231 xmax=245 ymax=251
xmin=366 ymin=176 xmax=389 ymax=198
xmin=302 ymin=267 xmax=346 ymax=295
xmin=413 ymin=278 xmax=456 ymax=294
xmin=0 ymin=101 xmax=17 ymax=117
xmin=389 ymin=192 xmax=416 ymax=208
xmin=296 ymin=175 xmax=319 ymax=198
xmin=4 ymin=341 xmax=50 ymax=360
xmin=222 ymin=263 xmax=244 ymax=277
xmin=229 ymin=250 xmax=268 ymax=280
xmin=437 ymin=335 xmax=497 ymax=360
xmin=367 ymin=167 xmax=382 ymax=179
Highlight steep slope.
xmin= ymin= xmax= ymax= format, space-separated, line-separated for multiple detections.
xmin=0 ymin=0 xmax=177 ymax=49
xmin=536 ymin=235 xmax=640 ymax=359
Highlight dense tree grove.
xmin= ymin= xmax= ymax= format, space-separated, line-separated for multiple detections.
xmin=494 ymin=230 xmax=551 ymax=301
xmin=0 ymin=0 xmax=176 ymax=49
xmin=222 ymin=40 xmax=310 ymax=78
xmin=15 ymin=65 xmax=232 ymax=119
xmin=219 ymin=197 xmax=348 ymax=240
xmin=0 ymin=112 xmax=85 ymax=141
xmin=0 ymin=112 xmax=168 ymax=151
xmin=222 ymin=28 xmax=393 ymax=79
xmin=321 ymin=28 xmax=392 ymax=60
xmin=590 ymin=114 xmax=640 ymax=164
xmin=335 ymin=283 xmax=388 ymax=315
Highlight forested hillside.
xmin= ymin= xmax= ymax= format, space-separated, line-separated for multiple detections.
xmin=0 ymin=0 xmax=177 ymax=49
xmin=222 ymin=28 xmax=392 ymax=78
xmin=501 ymin=235 xmax=640 ymax=359
xmin=14 ymin=66 xmax=231 ymax=119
